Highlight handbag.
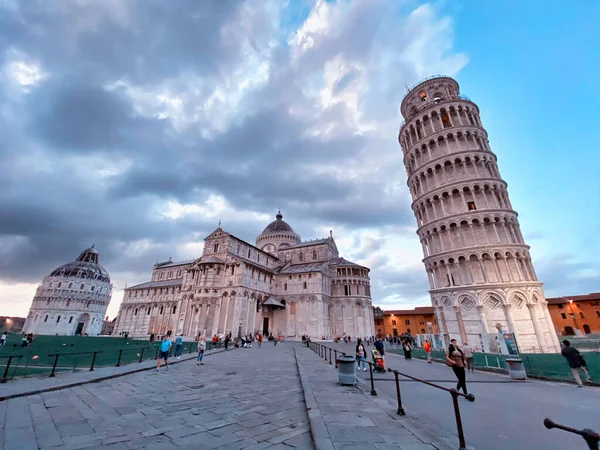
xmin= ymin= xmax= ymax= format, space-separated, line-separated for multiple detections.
xmin=445 ymin=359 xmax=454 ymax=367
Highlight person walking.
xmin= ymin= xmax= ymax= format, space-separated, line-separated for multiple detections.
xmin=561 ymin=340 xmax=591 ymax=388
xmin=402 ymin=339 xmax=413 ymax=360
xmin=224 ymin=333 xmax=230 ymax=350
xmin=197 ymin=336 xmax=206 ymax=365
xmin=355 ymin=339 xmax=367 ymax=371
xmin=0 ymin=331 xmax=7 ymax=347
xmin=174 ymin=334 xmax=183 ymax=359
xmin=156 ymin=336 xmax=171 ymax=371
xmin=258 ymin=333 xmax=263 ymax=348
xmin=445 ymin=339 xmax=469 ymax=395
xmin=374 ymin=337 xmax=385 ymax=363
xmin=424 ymin=339 xmax=432 ymax=363
xmin=462 ymin=341 xmax=475 ymax=372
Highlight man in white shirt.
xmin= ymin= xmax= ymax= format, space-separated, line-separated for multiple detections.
xmin=462 ymin=342 xmax=475 ymax=372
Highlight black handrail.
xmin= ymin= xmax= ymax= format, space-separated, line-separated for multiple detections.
xmin=48 ymin=351 xmax=102 ymax=377
xmin=307 ymin=341 xmax=475 ymax=450
xmin=1 ymin=355 xmax=23 ymax=383
xmin=544 ymin=418 xmax=600 ymax=449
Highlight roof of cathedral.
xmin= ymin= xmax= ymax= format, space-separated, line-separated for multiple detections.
xmin=155 ymin=258 xmax=195 ymax=268
xmin=289 ymin=238 xmax=332 ymax=249
xmin=261 ymin=211 xmax=295 ymax=234
xmin=331 ymin=257 xmax=368 ymax=269
xmin=262 ymin=297 xmax=285 ymax=308
xmin=278 ymin=261 xmax=332 ymax=274
xmin=125 ymin=279 xmax=182 ymax=291
xmin=196 ymin=256 xmax=225 ymax=264
xmin=48 ymin=246 xmax=111 ymax=283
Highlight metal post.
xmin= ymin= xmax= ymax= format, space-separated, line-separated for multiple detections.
xmin=89 ymin=352 xmax=99 ymax=371
xmin=1 ymin=356 xmax=18 ymax=383
xmin=390 ymin=370 xmax=406 ymax=415
xmin=329 ymin=348 xmax=332 ymax=365
xmin=139 ymin=348 xmax=145 ymax=363
xmin=544 ymin=418 xmax=600 ymax=450
xmin=116 ymin=349 xmax=123 ymax=367
xmin=450 ymin=389 xmax=467 ymax=450
xmin=154 ymin=347 xmax=159 ymax=360
xmin=368 ymin=362 xmax=377 ymax=396
xmin=49 ymin=354 xmax=60 ymax=378
xmin=334 ymin=350 xmax=338 ymax=368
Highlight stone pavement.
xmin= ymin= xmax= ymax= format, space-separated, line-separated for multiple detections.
xmin=1 ymin=344 xmax=312 ymax=450
xmin=295 ymin=344 xmax=463 ymax=450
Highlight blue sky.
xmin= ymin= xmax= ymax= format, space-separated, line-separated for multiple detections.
xmin=0 ymin=0 xmax=597 ymax=318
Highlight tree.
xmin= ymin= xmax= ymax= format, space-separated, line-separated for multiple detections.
xmin=372 ymin=306 xmax=384 ymax=317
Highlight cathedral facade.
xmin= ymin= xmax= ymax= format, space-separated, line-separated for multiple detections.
xmin=113 ymin=213 xmax=375 ymax=340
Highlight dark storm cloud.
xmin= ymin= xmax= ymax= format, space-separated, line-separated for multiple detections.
xmin=0 ymin=0 xmax=440 ymax=304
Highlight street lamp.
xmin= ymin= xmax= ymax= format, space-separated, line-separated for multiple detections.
xmin=568 ymin=300 xmax=579 ymax=334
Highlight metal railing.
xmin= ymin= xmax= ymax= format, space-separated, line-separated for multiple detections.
xmin=544 ymin=418 xmax=600 ymax=449
xmin=48 ymin=351 xmax=102 ymax=377
xmin=1 ymin=355 xmax=22 ymax=383
xmin=307 ymin=341 xmax=475 ymax=450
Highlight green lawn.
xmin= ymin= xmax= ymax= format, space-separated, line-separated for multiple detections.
xmin=0 ymin=334 xmax=208 ymax=379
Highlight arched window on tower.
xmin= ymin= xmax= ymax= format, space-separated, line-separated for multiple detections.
xmin=299 ymin=252 xmax=304 ymax=262
xmin=441 ymin=110 xmax=451 ymax=128
xmin=303 ymin=282 xmax=307 ymax=289
xmin=159 ymin=306 xmax=164 ymax=314
xmin=344 ymin=285 xmax=350 ymax=296
xmin=284 ymin=283 xmax=287 ymax=290
xmin=134 ymin=308 xmax=138 ymax=316
xmin=312 ymin=250 xmax=317 ymax=260
xmin=214 ymin=243 xmax=219 ymax=253
xmin=147 ymin=307 xmax=151 ymax=315
xmin=69 ymin=316 xmax=73 ymax=323
xmin=172 ymin=305 xmax=177 ymax=314
xmin=56 ymin=315 xmax=61 ymax=324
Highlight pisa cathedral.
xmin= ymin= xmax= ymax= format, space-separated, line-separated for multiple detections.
xmin=113 ymin=213 xmax=375 ymax=340
xmin=399 ymin=76 xmax=560 ymax=353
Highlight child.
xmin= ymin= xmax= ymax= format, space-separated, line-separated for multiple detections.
xmin=197 ymin=336 xmax=206 ymax=365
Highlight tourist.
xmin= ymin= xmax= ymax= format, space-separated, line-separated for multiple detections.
xmin=197 ymin=336 xmax=206 ymax=365
xmin=174 ymin=334 xmax=183 ymax=359
xmin=355 ymin=339 xmax=367 ymax=371
xmin=374 ymin=337 xmax=385 ymax=363
xmin=402 ymin=338 xmax=412 ymax=360
xmin=561 ymin=340 xmax=591 ymax=388
xmin=224 ymin=333 xmax=230 ymax=350
xmin=445 ymin=339 xmax=468 ymax=395
xmin=462 ymin=341 xmax=475 ymax=372
xmin=424 ymin=339 xmax=432 ymax=363
xmin=212 ymin=335 xmax=218 ymax=346
xmin=258 ymin=333 xmax=263 ymax=348
xmin=157 ymin=336 xmax=171 ymax=371
xmin=0 ymin=332 xmax=7 ymax=347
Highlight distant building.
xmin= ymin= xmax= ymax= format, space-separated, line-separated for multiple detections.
xmin=101 ymin=316 xmax=117 ymax=335
xmin=374 ymin=307 xmax=438 ymax=337
xmin=22 ymin=246 xmax=113 ymax=336
xmin=546 ymin=292 xmax=600 ymax=336
xmin=113 ymin=212 xmax=375 ymax=340
xmin=0 ymin=317 xmax=26 ymax=334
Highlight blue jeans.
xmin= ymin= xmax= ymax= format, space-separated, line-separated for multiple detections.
xmin=358 ymin=356 xmax=366 ymax=370
xmin=196 ymin=350 xmax=204 ymax=362
xmin=175 ymin=344 xmax=182 ymax=357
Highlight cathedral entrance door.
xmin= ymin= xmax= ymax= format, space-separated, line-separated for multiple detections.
xmin=263 ymin=317 xmax=269 ymax=336
xmin=75 ymin=322 xmax=84 ymax=335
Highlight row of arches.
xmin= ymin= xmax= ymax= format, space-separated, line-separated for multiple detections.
xmin=413 ymin=183 xmax=512 ymax=227
xmin=126 ymin=286 xmax=181 ymax=299
xmin=401 ymin=104 xmax=483 ymax=151
xmin=426 ymin=251 xmax=537 ymax=289
xmin=419 ymin=215 xmax=524 ymax=255
xmin=409 ymin=153 xmax=500 ymax=197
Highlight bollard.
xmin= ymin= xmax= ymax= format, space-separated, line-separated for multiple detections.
xmin=334 ymin=350 xmax=338 ymax=368
xmin=450 ymin=389 xmax=467 ymax=450
xmin=368 ymin=362 xmax=377 ymax=396
xmin=116 ymin=349 xmax=124 ymax=367
xmin=388 ymin=369 xmax=406 ymax=415
xmin=89 ymin=351 xmax=99 ymax=372
xmin=49 ymin=354 xmax=60 ymax=378
xmin=139 ymin=348 xmax=145 ymax=363
xmin=329 ymin=348 xmax=332 ymax=365
xmin=154 ymin=347 xmax=159 ymax=360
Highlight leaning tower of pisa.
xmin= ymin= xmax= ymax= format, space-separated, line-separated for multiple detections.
xmin=399 ymin=76 xmax=560 ymax=353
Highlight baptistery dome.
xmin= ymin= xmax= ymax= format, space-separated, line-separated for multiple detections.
xmin=256 ymin=211 xmax=301 ymax=255
xmin=22 ymin=246 xmax=113 ymax=336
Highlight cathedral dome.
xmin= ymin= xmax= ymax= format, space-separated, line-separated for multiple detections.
xmin=256 ymin=211 xmax=301 ymax=252
xmin=49 ymin=246 xmax=110 ymax=283
xmin=261 ymin=212 xmax=295 ymax=234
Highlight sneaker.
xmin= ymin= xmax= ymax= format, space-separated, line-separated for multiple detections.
xmin=156 ymin=368 xmax=159 ymax=371
xmin=363 ymin=368 xmax=367 ymax=371
xmin=177 ymin=356 xmax=180 ymax=359
xmin=201 ymin=363 xmax=204 ymax=365
xmin=577 ymin=385 xmax=583 ymax=388
xmin=197 ymin=363 xmax=200 ymax=365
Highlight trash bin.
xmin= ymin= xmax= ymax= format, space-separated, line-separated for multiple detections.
xmin=505 ymin=358 xmax=527 ymax=380
xmin=337 ymin=355 xmax=357 ymax=385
